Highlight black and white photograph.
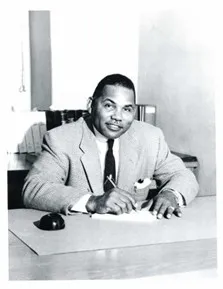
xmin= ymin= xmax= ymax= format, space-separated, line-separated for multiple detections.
xmin=3 ymin=0 xmax=222 ymax=286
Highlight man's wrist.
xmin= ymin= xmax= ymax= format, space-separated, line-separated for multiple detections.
xmin=160 ymin=189 xmax=179 ymax=204
xmin=160 ymin=188 xmax=185 ymax=207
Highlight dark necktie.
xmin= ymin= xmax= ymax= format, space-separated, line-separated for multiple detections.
xmin=103 ymin=139 xmax=116 ymax=192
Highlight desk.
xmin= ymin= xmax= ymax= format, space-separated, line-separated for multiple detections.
xmin=9 ymin=196 xmax=217 ymax=280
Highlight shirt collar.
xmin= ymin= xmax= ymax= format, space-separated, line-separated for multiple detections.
xmin=93 ymin=126 xmax=119 ymax=148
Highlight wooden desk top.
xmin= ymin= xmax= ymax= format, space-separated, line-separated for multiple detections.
xmin=8 ymin=196 xmax=217 ymax=280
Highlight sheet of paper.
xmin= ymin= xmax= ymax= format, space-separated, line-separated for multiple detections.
xmin=92 ymin=210 xmax=156 ymax=223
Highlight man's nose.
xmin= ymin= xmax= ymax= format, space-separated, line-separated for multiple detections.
xmin=111 ymin=108 xmax=122 ymax=121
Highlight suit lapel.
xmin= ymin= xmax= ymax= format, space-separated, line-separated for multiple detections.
xmin=117 ymin=127 xmax=139 ymax=191
xmin=79 ymin=118 xmax=104 ymax=195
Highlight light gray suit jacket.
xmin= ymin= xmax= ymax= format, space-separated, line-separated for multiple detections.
xmin=22 ymin=117 xmax=199 ymax=214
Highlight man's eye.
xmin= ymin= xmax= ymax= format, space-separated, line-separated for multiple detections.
xmin=124 ymin=107 xmax=133 ymax=112
xmin=104 ymin=103 xmax=114 ymax=109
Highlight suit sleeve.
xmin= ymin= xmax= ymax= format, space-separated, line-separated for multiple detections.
xmin=22 ymin=131 xmax=89 ymax=215
xmin=153 ymin=128 xmax=199 ymax=205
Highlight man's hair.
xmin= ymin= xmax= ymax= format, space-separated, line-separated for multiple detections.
xmin=92 ymin=73 xmax=136 ymax=100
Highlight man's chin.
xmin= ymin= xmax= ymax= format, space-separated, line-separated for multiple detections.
xmin=103 ymin=130 xmax=124 ymax=139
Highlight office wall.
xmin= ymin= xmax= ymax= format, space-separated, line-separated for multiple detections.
xmin=29 ymin=11 xmax=52 ymax=110
xmin=137 ymin=7 xmax=216 ymax=196
xmin=50 ymin=2 xmax=139 ymax=109
xmin=6 ymin=11 xmax=30 ymax=111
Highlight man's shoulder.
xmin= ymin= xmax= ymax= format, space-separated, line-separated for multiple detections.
xmin=46 ymin=117 xmax=85 ymax=139
xmin=130 ymin=120 xmax=161 ymax=136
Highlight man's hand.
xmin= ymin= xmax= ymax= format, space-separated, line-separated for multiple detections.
xmin=142 ymin=190 xmax=182 ymax=219
xmin=86 ymin=188 xmax=136 ymax=215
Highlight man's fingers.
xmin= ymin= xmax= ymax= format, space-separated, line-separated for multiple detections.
xmin=151 ymin=198 xmax=163 ymax=216
xmin=121 ymin=198 xmax=133 ymax=213
xmin=112 ymin=194 xmax=134 ymax=213
xmin=107 ymin=203 xmax=122 ymax=215
xmin=117 ymin=189 xmax=136 ymax=207
xmin=107 ymin=193 xmax=132 ymax=214
xmin=115 ymin=199 xmax=128 ymax=214
xmin=166 ymin=206 xmax=175 ymax=219
xmin=111 ymin=188 xmax=137 ymax=211
xmin=174 ymin=207 xmax=182 ymax=218
xmin=157 ymin=203 xmax=168 ymax=219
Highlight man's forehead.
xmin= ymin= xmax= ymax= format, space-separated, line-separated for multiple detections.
xmin=101 ymin=84 xmax=135 ymax=103
xmin=102 ymin=84 xmax=133 ymax=93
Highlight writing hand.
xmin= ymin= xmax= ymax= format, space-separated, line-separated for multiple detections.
xmin=86 ymin=188 xmax=136 ymax=215
xmin=141 ymin=190 xmax=182 ymax=219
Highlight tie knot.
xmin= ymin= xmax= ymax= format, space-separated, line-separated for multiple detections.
xmin=107 ymin=139 xmax=114 ymax=150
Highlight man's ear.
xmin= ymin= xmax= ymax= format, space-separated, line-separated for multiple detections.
xmin=87 ymin=97 xmax=93 ymax=113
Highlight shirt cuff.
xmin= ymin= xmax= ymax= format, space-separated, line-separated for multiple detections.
xmin=69 ymin=194 xmax=91 ymax=213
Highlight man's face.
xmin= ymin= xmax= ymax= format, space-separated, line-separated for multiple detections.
xmin=91 ymin=84 xmax=136 ymax=139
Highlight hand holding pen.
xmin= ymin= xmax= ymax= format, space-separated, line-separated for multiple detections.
xmin=86 ymin=175 xmax=137 ymax=215
xmin=106 ymin=176 xmax=138 ymax=212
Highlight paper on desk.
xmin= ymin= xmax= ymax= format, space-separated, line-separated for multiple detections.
xmin=92 ymin=210 xmax=156 ymax=223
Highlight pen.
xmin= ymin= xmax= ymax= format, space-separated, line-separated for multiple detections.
xmin=106 ymin=175 xmax=138 ymax=212
xmin=106 ymin=175 xmax=116 ymax=188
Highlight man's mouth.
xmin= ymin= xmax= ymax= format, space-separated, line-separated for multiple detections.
xmin=106 ymin=123 xmax=123 ymax=131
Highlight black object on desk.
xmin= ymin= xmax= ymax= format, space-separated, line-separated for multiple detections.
xmin=38 ymin=213 xmax=65 ymax=231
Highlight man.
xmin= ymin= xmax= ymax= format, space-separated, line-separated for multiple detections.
xmin=22 ymin=74 xmax=199 ymax=219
